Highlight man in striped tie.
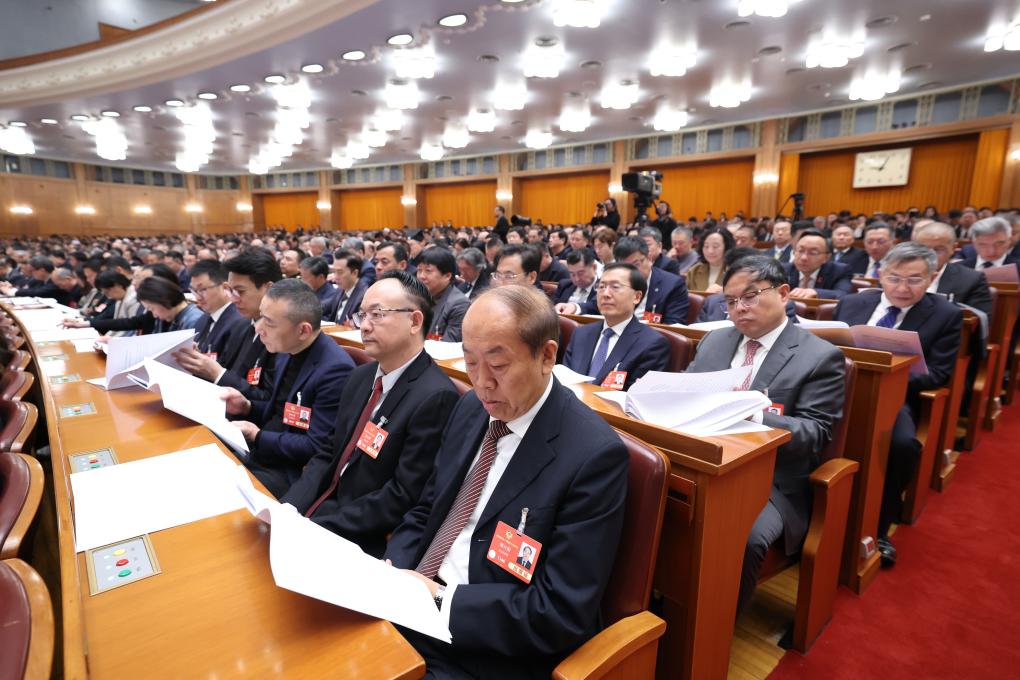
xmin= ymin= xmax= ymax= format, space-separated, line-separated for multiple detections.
xmin=386 ymin=285 xmax=628 ymax=679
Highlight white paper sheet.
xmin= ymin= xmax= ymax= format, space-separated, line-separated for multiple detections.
xmin=98 ymin=329 xmax=196 ymax=390
xmin=71 ymin=339 xmax=99 ymax=353
xmin=423 ymin=340 xmax=464 ymax=360
xmin=233 ymin=467 xmax=452 ymax=642
xmin=31 ymin=327 xmax=99 ymax=343
xmin=795 ymin=316 xmax=851 ymax=329
xmin=552 ymin=364 xmax=595 ymax=386
xmin=329 ymin=329 xmax=363 ymax=343
xmin=849 ymin=325 xmax=928 ymax=376
xmin=686 ymin=320 xmax=735 ymax=331
xmin=633 ymin=367 xmax=752 ymax=394
xmin=11 ymin=308 xmax=73 ymax=331
xmin=71 ymin=444 xmax=245 ymax=552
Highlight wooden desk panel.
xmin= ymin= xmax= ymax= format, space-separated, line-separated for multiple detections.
xmin=11 ymin=311 xmax=424 ymax=680
xmin=984 ymin=283 xmax=1018 ymax=431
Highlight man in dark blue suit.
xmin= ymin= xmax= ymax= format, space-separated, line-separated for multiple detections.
xmin=388 ymin=286 xmax=628 ymax=679
xmin=299 ymin=256 xmax=338 ymax=310
xmin=562 ymin=263 xmax=670 ymax=390
xmin=224 ymin=279 xmax=354 ymax=497
xmin=188 ymin=259 xmax=242 ymax=357
xmin=640 ymin=227 xmax=681 ymax=275
xmin=537 ymin=243 xmax=571 ymax=284
xmin=784 ymin=229 xmax=854 ymax=299
xmin=766 ymin=220 xmax=793 ymax=263
xmin=955 ymin=216 xmax=1020 ymax=274
xmin=456 ymin=247 xmax=491 ymax=300
xmin=581 ymin=236 xmax=689 ymax=324
xmin=322 ymin=251 xmax=368 ymax=325
xmin=913 ymin=222 xmax=993 ymax=315
xmin=552 ymin=248 xmax=599 ymax=312
xmin=833 ymin=243 xmax=962 ymax=566
xmin=282 ymin=272 xmax=460 ymax=557
xmin=831 ymin=223 xmax=869 ymax=274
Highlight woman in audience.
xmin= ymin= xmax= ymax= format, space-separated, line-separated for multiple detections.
xmin=684 ymin=227 xmax=735 ymax=294
xmin=136 ymin=276 xmax=205 ymax=332
xmin=592 ymin=226 xmax=617 ymax=265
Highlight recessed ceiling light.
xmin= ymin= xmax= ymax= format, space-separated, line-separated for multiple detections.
xmin=725 ymin=20 xmax=751 ymax=29
xmin=387 ymin=33 xmax=413 ymax=46
xmin=40 ymin=118 xmax=58 ymax=125
xmin=500 ymin=0 xmax=525 ymax=3
xmin=535 ymin=36 xmax=558 ymax=47
xmin=8 ymin=121 xmax=26 ymax=127
xmin=758 ymin=45 xmax=782 ymax=55
xmin=71 ymin=114 xmax=90 ymax=121
xmin=350 ymin=89 xmax=367 ymax=96
xmin=580 ymin=60 xmax=603 ymax=69
xmin=264 ymin=74 xmax=286 ymax=84
xmin=865 ymin=15 xmax=898 ymax=28
xmin=133 ymin=105 xmax=153 ymax=112
xmin=439 ymin=14 xmax=468 ymax=27
xmin=888 ymin=42 xmax=916 ymax=52
xmin=198 ymin=92 xmax=218 ymax=100
xmin=436 ymin=94 xmax=454 ymax=101
xmin=165 ymin=99 xmax=185 ymax=107
xmin=478 ymin=54 xmax=500 ymax=63
xmin=101 ymin=110 xmax=120 ymax=117
xmin=341 ymin=50 xmax=366 ymax=61
xmin=919 ymin=14 xmax=931 ymax=22
xmin=301 ymin=63 xmax=324 ymax=73
xmin=229 ymin=84 xmax=251 ymax=93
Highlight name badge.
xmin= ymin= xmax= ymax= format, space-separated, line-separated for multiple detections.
xmin=642 ymin=311 xmax=662 ymax=323
xmin=486 ymin=520 xmax=542 ymax=584
xmin=356 ymin=421 xmax=388 ymax=458
xmin=766 ymin=402 xmax=784 ymax=416
xmin=600 ymin=370 xmax=628 ymax=390
xmin=282 ymin=402 xmax=312 ymax=429
xmin=426 ymin=332 xmax=442 ymax=342
xmin=246 ymin=366 xmax=262 ymax=385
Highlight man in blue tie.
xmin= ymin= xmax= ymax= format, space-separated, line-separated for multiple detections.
xmin=862 ymin=223 xmax=894 ymax=279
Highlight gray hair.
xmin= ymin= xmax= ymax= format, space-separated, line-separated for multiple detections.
xmin=882 ymin=242 xmax=937 ymax=275
xmin=456 ymin=246 xmax=486 ymax=269
xmin=264 ymin=278 xmax=322 ymax=330
xmin=671 ymin=226 xmax=693 ymax=240
xmin=912 ymin=221 xmax=956 ymax=242
xmin=971 ymin=216 xmax=1011 ymax=239
xmin=341 ymin=237 xmax=365 ymax=254
xmin=310 ymin=236 xmax=327 ymax=248
xmin=638 ymin=227 xmax=663 ymax=244
xmin=53 ymin=267 xmax=76 ymax=281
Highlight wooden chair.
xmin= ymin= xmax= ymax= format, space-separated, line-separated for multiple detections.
xmin=756 ymin=358 xmax=859 ymax=653
xmin=962 ymin=287 xmax=998 ymax=451
xmin=0 ymin=402 xmax=38 ymax=454
xmin=686 ymin=293 xmax=704 ymax=325
xmin=0 ymin=558 xmax=55 ymax=680
xmin=5 ymin=350 xmax=30 ymax=373
xmin=651 ymin=328 xmax=693 ymax=373
xmin=552 ymin=430 xmax=669 ymax=680
xmin=557 ymin=315 xmax=579 ymax=364
xmin=850 ymin=278 xmax=874 ymax=292
xmin=792 ymin=301 xmax=808 ymax=319
xmin=0 ymin=371 xmax=34 ymax=402
xmin=3 ymin=333 xmax=25 ymax=350
xmin=816 ymin=303 xmax=837 ymax=322
xmin=0 ymin=454 xmax=45 ymax=560
xmin=341 ymin=345 xmax=373 ymax=367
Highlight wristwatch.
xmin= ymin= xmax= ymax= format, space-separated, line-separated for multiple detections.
xmin=433 ymin=585 xmax=446 ymax=610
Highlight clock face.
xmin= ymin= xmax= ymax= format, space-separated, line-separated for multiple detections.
xmin=852 ymin=147 xmax=912 ymax=188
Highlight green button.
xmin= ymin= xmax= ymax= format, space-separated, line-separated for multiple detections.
xmin=117 ymin=569 xmax=132 ymax=577
xmin=90 ymin=464 xmax=100 ymax=469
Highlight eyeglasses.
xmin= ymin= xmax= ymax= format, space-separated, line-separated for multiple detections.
xmin=724 ymin=286 xmax=778 ymax=310
xmin=189 ymin=285 xmax=215 ymax=297
xmin=881 ymin=274 xmax=928 ymax=287
xmin=490 ymin=271 xmax=520 ymax=282
xmin=351 ymin=308 xmax=414 ymax=328
xmin=596 ymin=282 xmax=634 ymax=294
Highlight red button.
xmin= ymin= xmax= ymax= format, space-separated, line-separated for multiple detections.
xmin=115 ymin=559 xmax=128 ymax=566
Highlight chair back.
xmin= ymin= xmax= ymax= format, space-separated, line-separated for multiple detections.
xmin=449 ymin=377 xmax=472 ymax=397
xmin=0 ymin=454 xmax=44 ymax=560
xmin=557 ymin=315 xmax=579 ymax=364
xmin=686 ymin=293 xmax=705 ymax=325
xmin=816 ymin=303 xmax=837 ymax=321
xmin=652 ymin=328 xmax=693 ymax=373
xmin=0 ymin=401 xmax=38 ymax=453
xmin=850 ymin=278 xmax=874 ymax=292
xmin=341 ymin=345 xmax=374 ymax=367
xmin=793 ymin=301 xmax=808 ymax=318
xmin=0 ymin=371 xmax=33 ymax=402
xmin=6 ymin=350 xmax=30 ymax=372
xmin=0 ymin=558 xmax=54 ymax=680
xmin=601 ymin=430 xmax=669 ymax=624
xmin=820 ymin=358 xmax=857 ymax=462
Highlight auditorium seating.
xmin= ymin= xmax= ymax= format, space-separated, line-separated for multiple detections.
xmin=340 ymin=345 xmax=372 ymax=367
xmin=651 ymin=327 xmax=693 ymax=373
xmin=0 ymin=454 xmax=44 ymax=560
xmin=0 ymin=558 xmax=54 ymax=680
xmin=686 ymin=293 xmax=704 ymax=325
xmin=557 ymin=315 xmax=579 ymax=364
xmin=0 ymin=370 xmax=33 ymax=402
xmin=0 ymin=402 xmax=38 ymax=454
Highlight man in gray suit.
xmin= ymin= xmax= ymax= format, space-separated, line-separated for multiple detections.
xmin=417 ymin=247 xmax=470 ymax=342
xmin=686 ymin=255 xmax=845 ymax=613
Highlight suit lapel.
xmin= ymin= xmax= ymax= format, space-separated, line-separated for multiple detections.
xmin=752 ymin=323 xmax=799 ymax=391
xmin=647 ymin=268 xmax=663 ymax=310
xmin=898 ymin=294 xmax=935 ymax=333
xmin=576 ymin=324 xmax=600 ymax=374
xmin=600 ymin=318 xmax=641 ymax=375
xmin=847 ymin=294 xmax=880 ymax=326
xmin=697 ymin=327 xmax=742 ymax=370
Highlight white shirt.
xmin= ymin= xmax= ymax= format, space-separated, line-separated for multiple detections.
xmin=636 ymin=271 xmax=654 ymax=316
xmin=208 ymin=301 xmax=231 ymax=324
xmin=437 ymin=376 xmax=555 ymax=633
xmin=927 ymin=264 xmax=948 ymax=294
xmin=335 ymin=283 xmax=357 ymax=321
xmin=865 ymin=293 xmax=915 ymax=329
xmin=590 ymin=317 xmax=633 ymax=372
xmin=975 ymin=254 xmax=1007 ymax=269
xmin=568 ymin=278 xmax=597 ymax=306
xmin=729 ymin=318 xmax=788 ymax=424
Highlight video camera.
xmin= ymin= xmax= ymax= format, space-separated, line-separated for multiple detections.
xmin=621 ymin=170 xmax=663 ymax=225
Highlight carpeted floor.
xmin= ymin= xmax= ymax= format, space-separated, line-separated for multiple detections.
xmin=767 ymin=403 xmax=1020 ymax=679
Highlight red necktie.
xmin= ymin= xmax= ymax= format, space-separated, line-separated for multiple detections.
xmin=304 ymin=377 xmax=383 ymax=517
xmin=738 ymin=339 xmax=762 ymax=390
xmin=415 ymin=420 xmax=512 ymax=579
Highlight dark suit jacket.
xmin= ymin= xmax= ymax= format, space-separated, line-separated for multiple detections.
xmin=313 ymin=282 xmax=339 ymax=310
xmin=936 ymin=263 xmax=993 ymax=316
xmin=538 ymin=258 xmax=571 ymax=283
xmin=195 ymin=303 xmax=242 ymax=355
xmin=579 ymin=267 xmax=689 ymax=325
xmin=784 ymin=260 xmax=854 ymax=299
xmin=768 ymin=244 xmax=792 ymax=263
xmin=322 ymin=280 xmax=368 ymax=325
xmin=959 ymin=243 xmax=1020 ymax=261
xmin=833 ymin=292 xmax=963 ymax=407
xmin=217 ymin=317 xmax=276 ymax=401
xmin=686 ymin=323 xmax=845 ymax=554
xmin=385 ymin=381 xmax=628 ymax=675
xmin=281 ymin=352 xmax=459 ymax=556
xmin=553 ymin=279 xmax=597 ymax=308
xmin=360 ymin=260 xmax=378 ymax=287
xmin=429 ymin=284 xmax=471 ymax=342
xmin=177 ymin=267 xmax=191 ymax=292
xmin=248 ymin=332 xmax=355 ymax=488
xmin=958 ymin=252 xmax=1020 ymax=276
xmin=652 ymin=253 xmax=681 ymax=276
xmin=562 ymin=317 xmax=670 ymax=390
xmin=457 ymin=269 xmax=491 ymax=300
xmin=832 ymin=247 xmax=869 ymax=274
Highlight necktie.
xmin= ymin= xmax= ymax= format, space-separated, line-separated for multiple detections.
xmin=588 ymin=327 xmax=615 ymax=377
xmin=875 ymin=306 xmax=901 ymax=329
xmin=416 ymin=420 xmax=513 ymax=578
xmin=738 ymin=339 xmax=762 ymax=390
xmin=196 ymin=316 xmax=215 ymax=350
xmin=799 ymin=274 xmax=811 ymax=289
xmin=335 ymin=291 xmax=349 ymax=322
xmin=834 ymin=251 xmax=843 ymax=262
xmin=981 ymin=261 xmax=994 ymax=269
xmin=304 ymin=377 xmax=384 ymax=518
xmin=870 ymin=261 xmax=881 ymax=278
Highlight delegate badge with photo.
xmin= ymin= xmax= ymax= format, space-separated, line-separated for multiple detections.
xmin=486 ymin=520 xmax=542 ymax=584
xmin=356 ymin=420 xmax=388 ymax=459
xmin=246 ymin=366 xmax=262 ymax=385
xmin=282 ymin=402 xmax=311 ymax=430
xmin=766 ymin=402 xmax=784 ymax=416
xmin=642 ymin=311 xmax=662 ymax=323
xmin=600 ymin=370 xmax=628 ymax=390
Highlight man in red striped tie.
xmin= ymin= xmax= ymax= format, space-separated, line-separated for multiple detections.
xmin=387 ymin=285 xmax=628 ymax=679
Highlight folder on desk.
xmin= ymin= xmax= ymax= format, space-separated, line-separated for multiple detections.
xmin=88 ymin=329 xmax=196 ymax=390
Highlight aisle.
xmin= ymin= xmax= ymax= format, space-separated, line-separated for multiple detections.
xmin=767 ymin=403 xmax=1020 ymax=679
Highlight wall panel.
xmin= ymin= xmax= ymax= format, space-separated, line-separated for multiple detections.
xmin=969 ymin=128 xmax=1010 ymax=209
xmin=336 ymin=187 xmax=403 ymax=231
xmin=259 ymin=191 xmax=320 ymax=231
xmin=634 ymin=158 xmax=755 ymax=221
xmin=422 ymin=180 xmax=496 ymax=227
xmin=517 ymin=171 xmax=610 ymax=225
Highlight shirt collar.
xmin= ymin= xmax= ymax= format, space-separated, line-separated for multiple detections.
xmin=600 ymin=315 xmax=633 ymax=337
xmin=374 ymin=348 xmax=423 ymax=394
xmin=879 ymin=292 xmax=916 ymax=317
xmin=495 ymin=373 xmax=554 ymax=439
xmin=976 ymin=254 xmax=1007 ymax=268
xmin=740 ymin=317 xmax=788 ymax=351
xmin=210 ymin=301 xmax=231 ymax=323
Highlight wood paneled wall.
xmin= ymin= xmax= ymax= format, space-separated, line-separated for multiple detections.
xmin=258 ymin=191 xmax=320 ymax=231
xmin=421 ymin=180 xmax=495 ymax=227
xmin=516 ymin=171 xmax=610 ymax=225
xmin=636 ymin=158 xmax=755 ymax=220
xmin=335 ymin=187 xmax=404 ymax=231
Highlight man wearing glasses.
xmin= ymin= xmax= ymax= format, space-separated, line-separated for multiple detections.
xmin=561 ymin=263 xmax=669 ymax=390
xmin=833 ymin=243 xmax=962 ymax=567
xmin=188 ymin=259 xmax=242 ymax=357
xmin=282 ymin=272 xmax=460 ymax=556
xmin=784 ymin=228 xmax=854 ymax=299
xmin=552 ymin=248 xmax=599 ymax=313
xmin=686 ymin=255 xmax=845 ymax=613
xmin=489 ymin=244 xmax=541 ymax=289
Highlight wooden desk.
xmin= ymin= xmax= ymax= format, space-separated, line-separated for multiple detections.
xmin=10 ymin=310 xmax=424 ymax=680
xmin=984 ymin=282 xmax=1019 ymax=431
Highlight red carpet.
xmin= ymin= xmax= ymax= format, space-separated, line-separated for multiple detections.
xmin=768 ymin=403 xmax=1020 ymax=680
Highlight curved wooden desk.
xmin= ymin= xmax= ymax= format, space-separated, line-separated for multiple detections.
xmin=10 ymin=309 xmax=424 ymax=680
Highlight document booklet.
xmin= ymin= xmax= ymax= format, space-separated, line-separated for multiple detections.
xmin=90 ymin=329 xmax=196 ymax=390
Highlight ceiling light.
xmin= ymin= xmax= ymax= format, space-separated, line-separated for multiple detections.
xmin=346 ymin=140 xmax=370 ymax=160
xmin=439 ymin=14 xmax=468 ymax=27
xmin=363 ymin=128 xmax=387 ymax=148
xmin=400 ymin=195 xmax=418 ymax=206
xmin=709 ymin=77 xmax=753 ymax=108
xmin=40 ymin=118 xmax=58 ymax=125
xmin=165 ymin=99 xmax=185 ymax=107
xmin=184 ymin=203 xmax=204 ymax=213
xmin=648 ymin=44 xmax=697 ymax=77
xmin=134 ymin=205 xmax=153 ymax=215
xmin=341 ymin=50 xmax=366 ymax=61
xmin=558 ymin=103 xmax=591 ymax=132
xmin=493 ymin=81 xmax=527 ymax=110
xmin=387 ymin=33 xmax=413 ymax=46
xmin=198 ymin=92 xmax=218 ymax=100
xmin=70 ymin=114 xmax=90 ymax=121
xmin=8 ymin=121 xmax=26 ymax=127
xmin=9 ymin=205 xmax=33 ymax=215
xmin=652 ymin=106 xmax=689 ymax=131
xmin=74 ymin=205 xmax=96 ymax=215
xmin=264 ymin=74 xmax=286 ymax=84
xmin=80 ymin=117 xmax=128 ymax=160
xmin=753 ymin=171 xmax=779 ymax=185
xmin=330 ymin=151 xmax=354 ymax=169
xmin=805 ymin=35 xmax=865 ymax=68
xmin=442 ymin=122 xmax=470 ymax=149
xmin=101 ymin=110 xmax=120 ymax=117
xmin=272 ymin=80 xmax=312 ymax=109
xmin=420 ymin=142 xmax=445 ymax=161
xmin=984 ymin=20 xmax=1020 ymax=51
xmin=133 ymin=105 xmax=153 ymax=112
xmin=601 ymin=80 xmax=639 ymax=110
xmin=849 ymin=67 xmax=901 ymax=101
xmin=392 ymin=45 xmax=436 ymax=79
xmin=316 ymin=200 xmax=331 ymax=210
xmin=467 ymin=108 xmax=497 ymax=132
xmin=551 ymin=0 xmax=607 ymax=28
xmin=384 ymin=79 xmax=420 ymax=109
xmin=737 ymin=0 xmax=791 ymax=18
xmin=236 ymin=202 xmax=253 ymax=212
xmin=524 ymin=129 xmax=553 ymax=149
xmin=496 ymin=190 xmax=513 ymax=201
xmin=301 ymin=63 xmax=324 ymax=74
xmin=523 ymin=43 xmax=566 ymax=78
xmin=229 ymin=84 xmax=251 ymax=93
xmin=373 ymin=108 xmax=405 ymax=131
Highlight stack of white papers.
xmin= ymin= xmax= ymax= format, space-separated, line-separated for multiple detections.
xmin=796 ymin=317 xmax=850 ymax=329
xmin=552 ymin=364 xmax=594 ymax=386
xmin=234 ymin=468 xmax=452 ymax=643
xmin=596 ymin=367 xmax=771 ymax=435
xmin=86 ymin=329 xmax=195 ymax=390
xmin=71 ymin=444 xmax=244 ymax=552
xmin=424 ymin=340 xmax=464 ymax=360
xmin=31 ymin=327 xmax=99 ymax=343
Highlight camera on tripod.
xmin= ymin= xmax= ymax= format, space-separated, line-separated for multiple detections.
xmin=621 ymin=170 xmax=663 ymax=225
